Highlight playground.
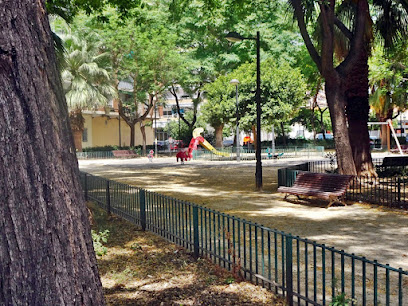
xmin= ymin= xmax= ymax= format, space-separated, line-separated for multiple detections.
xmin=79 ymin=156 xmax=408 ymax=272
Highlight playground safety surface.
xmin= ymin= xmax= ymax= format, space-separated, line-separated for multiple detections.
xmin=79 ymin=156 xmax=408 ymax=272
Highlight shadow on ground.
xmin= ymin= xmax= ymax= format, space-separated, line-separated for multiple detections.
xmin=82 ymin=158 xmax=408 ymax=270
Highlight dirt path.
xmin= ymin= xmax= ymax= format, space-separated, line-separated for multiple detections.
xmin=79 ymin=157 xmax=408 ymax=271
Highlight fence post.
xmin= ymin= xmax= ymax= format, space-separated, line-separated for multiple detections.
xmin=193 ymin=206 xmax=200 ymax=259
xmin=106 ymin=180 xmax=111 ymax=215
xmin=285 ymin=235 xmax=294 ymax=306
xmin=397 ymin=177 xmax=401 ymax=204
xmin=84 ymin=173 xmax=88 ymax=201
xmin=139 ymin=189 xmax=146 ymax=231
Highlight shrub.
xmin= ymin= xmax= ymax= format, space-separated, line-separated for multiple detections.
xmin=92 ymin=229 xmax=109 ymax=256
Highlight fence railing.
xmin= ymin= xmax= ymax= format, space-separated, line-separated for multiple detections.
xmin=278 ymin=159 xmax=408 ymax=209
xmin=76 ymin=151 xmax=114 ymax=159
xmin=80 ymin=171 xmax=407 ymax=305
xmin=193 ymin=146 xmax=325 ymax=161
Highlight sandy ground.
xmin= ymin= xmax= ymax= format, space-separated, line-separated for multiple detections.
xmin=79 ymin=156 xmax=408 ymax=271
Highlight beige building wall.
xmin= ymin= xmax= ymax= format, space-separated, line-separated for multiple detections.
xmin=82 ymin=112 xmax=154 ymax=148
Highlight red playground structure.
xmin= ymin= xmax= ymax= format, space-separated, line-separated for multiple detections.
xmin=176 ymin=135 xmax=204 ymax=163
xmin=176 ymin=128 xmax=228 ymax=163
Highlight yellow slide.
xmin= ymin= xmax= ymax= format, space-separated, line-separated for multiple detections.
xmin=193 ymin=128 xmax=230 ymax=157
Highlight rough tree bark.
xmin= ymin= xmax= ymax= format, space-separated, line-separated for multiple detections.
xmin=345 ymin=47 xmax=375 ymax=176
xmin=325 ymin=79 xmax=357 ymax=174
xmin=0 ymin=1 xmax=105 ymax=305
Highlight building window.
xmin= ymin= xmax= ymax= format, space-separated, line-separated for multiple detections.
xmin=82 ymin=128 xmax=88 ymax=142
xmin=156 ymin=128 xmax=168 ymax=141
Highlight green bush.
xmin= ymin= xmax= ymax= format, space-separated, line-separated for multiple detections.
xmin=83 ymin=145 xmax=142 ymax=153
xmin=91 ymin=229 xmax=109 ymax=256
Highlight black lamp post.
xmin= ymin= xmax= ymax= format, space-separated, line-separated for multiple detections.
xmin=230 ymin=78 xmax=240 ymax=162
xmin=226 ymin=31 xmax=262 ymax=190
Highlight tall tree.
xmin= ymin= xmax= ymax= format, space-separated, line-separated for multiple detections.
xmin=77 ymin=8 xmax=179 ymax=149
xmin=202 ymin=59 xmax=306 ymax=148
xmin=62 ymin=34 xmax=115 ymax=151
xmin=0 ymin=0 xmax=104 ymax=304
xmin=289 ymin=0 xmax=408 ymax=175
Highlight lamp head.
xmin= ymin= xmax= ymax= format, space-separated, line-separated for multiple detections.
xmin=230 ymin=79 xmax=240 ymax=86
xmin=225 ymin=31 xmax=244 ymax=42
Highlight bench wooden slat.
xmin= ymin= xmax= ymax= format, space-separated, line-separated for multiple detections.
xmin=278 ymin=172 xmax=354 ymax=208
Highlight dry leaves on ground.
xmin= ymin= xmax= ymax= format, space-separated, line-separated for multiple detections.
xmin=90 ymin=203 xmax=285 ymax=305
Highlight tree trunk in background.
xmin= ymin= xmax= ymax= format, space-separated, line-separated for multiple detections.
xmin=279 ymin=122 xmax=287 ymax=147
xmin=140 ymin=122 xmax=147 ymax=156
xmin=73 ymin=130 xmax=83 ymax=152
xmin=0 ymin=1 xmax=105 ymax=305
xmin=381 ymin=124 xmax=388 ymax=149
xmin=345 ymin=48 xmax=375 ymax=176
xmin=69 ymin=109 xmax=85 ymax=152
xmin=130 ymin=122 xmax=136 ymax=147
xmin=215 ymin=124 xmax=224 ymax=148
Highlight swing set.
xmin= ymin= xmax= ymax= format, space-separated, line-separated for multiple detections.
xmin=368 ymin=119 xmax=404 ymax=154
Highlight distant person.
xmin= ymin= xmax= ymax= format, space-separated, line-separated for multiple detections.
xmin=148 ymin=150 xmax=154 ymax=162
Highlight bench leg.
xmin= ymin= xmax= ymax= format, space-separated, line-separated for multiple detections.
xmin=327 ymin=195 xmax=347 ymax=208
xmin=284 ymin=194 xmax=301 ymax=201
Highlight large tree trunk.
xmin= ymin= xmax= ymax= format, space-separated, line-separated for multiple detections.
xmin=215 ymin=124 xmax=224 ymax=148
xmin=0 ymin=1 xmax=105 ymax=305
xmin=325 ymin=81 xmax=357 ymax=175
xmin=344 ymin=47 xmax=375 ymax=176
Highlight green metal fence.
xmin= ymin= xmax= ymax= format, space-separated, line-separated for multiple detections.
xmin=80 ymin=172 xmax=407 ymax=305
xmin=76 ymin=151 xmax=114 ymax=159
xmin=193 ymin=146 xmax=325 ymax=161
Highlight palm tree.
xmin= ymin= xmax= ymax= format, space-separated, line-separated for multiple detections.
xmin=369 ymin=44 xmax=408 ymax=147
xmin=62 ymin=35 xmax=115 ymax=151
xmin=290 ymin=0 xmax=408 ymax=175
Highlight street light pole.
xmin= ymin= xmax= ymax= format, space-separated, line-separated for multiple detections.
xmin=230 ymin=79 xmax=240 ymax=162
xmin=226 ymin=31 xmax=262 ymax=189
xmin=154 ymin=103 xmax=158 ymax=158
xmin=255 ymin=31 xmax=262 ymax=190
xmin=118 ymin=112 xmax=121 ymax=147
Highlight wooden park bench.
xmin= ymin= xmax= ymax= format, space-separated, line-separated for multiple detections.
xmin=277 ymin=172 xmax=354 ymax=208
xmin=379 ymin=156 xmax=408 ymax=167
xmin=112 ymin=150 xmax=138 ymax=158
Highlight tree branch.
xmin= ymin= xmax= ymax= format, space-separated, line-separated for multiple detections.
xmin=291 ymin=0 xmax=322 ymax=72
xmin=171 ymin=84 xmax=192 ymax=128
xmin=319 ymin=1 xmax=336 ymax=77
xmin=139 ymin=94 xmax=154 ymax=121
xmin=334 ymin=16 xmax=353 ymax=40
xmin=338 ymin=0 xmax=369 ymax=74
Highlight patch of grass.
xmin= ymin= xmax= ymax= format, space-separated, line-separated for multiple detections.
xmin=88 ymin=202 xmax=285 ymax=305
